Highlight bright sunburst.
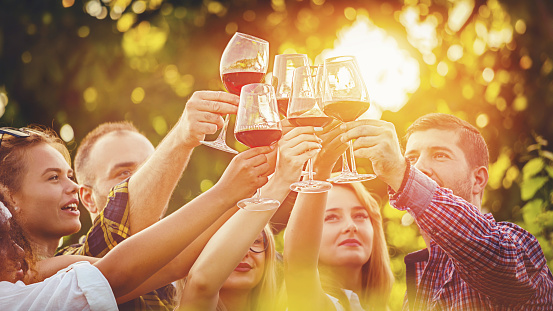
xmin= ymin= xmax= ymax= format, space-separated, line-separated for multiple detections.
xmin=316 ymin=16 xmax=420 ymax=119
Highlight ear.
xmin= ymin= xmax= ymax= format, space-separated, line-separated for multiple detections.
xmin=79 ymin=185 xmax=98 ymax=215
xmin=472 ymin=166 xmax=488 ymax=196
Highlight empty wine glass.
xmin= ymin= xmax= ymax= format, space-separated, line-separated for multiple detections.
xmin=273 ymin=54 xmax=310 ymax=118
xmin=234 ymin=83 xmax=282 ymax=210
xmin=201 ymin=32 xmax=269 ymax=154
xmin=287 ymin=65 xmax=333 ymax=193
xmin=322 ymin=55 xmax=376 ymax=183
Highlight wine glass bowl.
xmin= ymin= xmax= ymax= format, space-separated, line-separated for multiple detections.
xmin=322 ymin=56 xmax=376 ymax=184
xmin=272 ymin=54 xmax=310 ymax=117
xmin=201 ymin=32 xmax=269 ymax=154
xmin=234 ymin=83 xmax=282 ymax=210
xmin=287 ymin=65 xmax=333 ymax=193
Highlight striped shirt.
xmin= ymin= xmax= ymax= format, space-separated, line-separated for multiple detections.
xmin=56 ymin=180 xmax=174 ymax=311
xmin=390 ymin=165 xmax=553 ymax=310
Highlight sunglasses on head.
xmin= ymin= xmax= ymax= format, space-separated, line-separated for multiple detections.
xmin=0 ymin=127 xmax=40 ymax=147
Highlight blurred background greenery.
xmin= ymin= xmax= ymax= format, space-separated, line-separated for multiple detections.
xmin=1 ymin=0 xmax=552 ymax=309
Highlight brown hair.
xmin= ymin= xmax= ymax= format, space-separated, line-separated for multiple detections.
xmin=0 ymin=184 xmax=35 ymax=281
xmin=404 ymin=113 xmax=489 ymax=169
xmin=0 ymin=126 xmax=70 ymax=194
xmin=74 ymin=121 xmax=141 ymax=186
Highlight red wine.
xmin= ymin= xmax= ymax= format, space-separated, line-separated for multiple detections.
xmin=235 ymin=129 xmax=282 ymax=148
xmin=288 ymin=116 xmax=334 ymax=127
xmin=277 ymin=98 xmax=289 ymax=116
xmin=222 ymin=72 xmax=265 ymax=95
xmin=323 ymin=101 xmax=370 ymax=122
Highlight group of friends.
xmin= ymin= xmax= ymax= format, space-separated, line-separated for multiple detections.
xmin=0 ymin=89 xmax=552 ymax=310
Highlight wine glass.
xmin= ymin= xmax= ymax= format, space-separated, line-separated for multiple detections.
xmin=322 ymin=56 xmax=376 ymax=183
xmin=234 ymin=83 xmax=282 ymax=210
xmin=201 ymin=32 xmax=269 ymax=154
xmin=273 ymin=54 xmax=310 ymax=118
xmin=287 ymin=65 xmax=333 ymax=193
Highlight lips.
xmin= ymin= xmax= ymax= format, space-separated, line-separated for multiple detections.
xmin=339 ymin=238 xmax=362 ymax=247
xmin=61 ymin=200 xmax=80 ymax=216
xmin=234 ymin=262 xmax=252 ymax=272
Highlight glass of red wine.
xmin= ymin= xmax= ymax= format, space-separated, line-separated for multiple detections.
xmin=273 ymin=54 xmax=310 ymax=118
xmin=201 ymin=32 xmax=269 ymax=154
xmin=322 ymin=55 xmax=376 ymax=183
xmin=287 ymin=65 xmax=333 ymax=193
xmin=234 ymin=83 xmax=282 ymax=210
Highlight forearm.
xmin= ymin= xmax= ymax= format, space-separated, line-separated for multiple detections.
xmin=182 ymin=207 xmax=277 ymax=304
xmin=284 ymin=192 xmax=331 ymax=310
xmin=259 ymin=171 xmax=298 ymax=230
xmin=95 ymin=185 xmax=234 ymax=298
xmin=128 ymin=121 xmax=193 ymax=234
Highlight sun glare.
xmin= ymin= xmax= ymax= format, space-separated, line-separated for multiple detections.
xmin=316 ymin=16 xmax=420 ymax=119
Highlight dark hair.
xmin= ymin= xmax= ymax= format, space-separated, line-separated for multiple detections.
xmin=404 ymin=113 xmax=489 ymax=169
xmin=74 ymin=121 xmax=141 ymax=186
xmin=0 ymin=126 xmax=70 ymax=194
xmin=0 ymin=184 xmax=34 ymax=279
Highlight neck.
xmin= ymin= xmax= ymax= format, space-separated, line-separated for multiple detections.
xmin=322 ymin=264 xmax=364 ymax=294
xmin=26 ymin=232 xmax=59 ymax=259
xmin=219 ymin=288 xmax=252 ymax=311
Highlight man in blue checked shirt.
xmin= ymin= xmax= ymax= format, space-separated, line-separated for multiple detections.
xmin=340 ymin=113 xmax=553 ymax=310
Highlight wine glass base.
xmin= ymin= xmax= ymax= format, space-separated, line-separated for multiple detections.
xmin=290 ymin=180 xmax=332 ymax=193
xmin=237 ymin=198 xmax=280 ymax=211
xmin=327 ymin=173 xmax=377 ymax=184
xmin=201 ymin=139 xmax=239 ymax=154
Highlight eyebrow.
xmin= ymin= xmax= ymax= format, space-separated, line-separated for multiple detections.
xmin=42 ymin=168 xmax=73 ymax=176
xmin=405 ymin=145 xmax=455 ymax=155
xmin=326 ymin=206 xmax=366 ymax=212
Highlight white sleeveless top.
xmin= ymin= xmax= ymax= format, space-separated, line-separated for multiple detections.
xmin=0 ymin=261 xmax=118 ymax=311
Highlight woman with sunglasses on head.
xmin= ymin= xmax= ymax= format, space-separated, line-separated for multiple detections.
xmin=0 ymin=126 xmax=281 ymax=309
xmin=283 ymin=124 xmax=394 ymax=311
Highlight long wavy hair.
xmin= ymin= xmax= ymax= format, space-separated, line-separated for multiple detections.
xmin=320 ymin=181 xmax=394 ymax=311
xmin=174 ymin=225 xmax=279 ymax=311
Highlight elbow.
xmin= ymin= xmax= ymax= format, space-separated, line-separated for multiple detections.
xmin=184 ymin=272 xmax=219 ymax=299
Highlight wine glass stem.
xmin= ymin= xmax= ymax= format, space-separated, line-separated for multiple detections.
xmin=341 ymin=151 xmax=351 ymax=174
xmin=348 ymin=140 xmax=358 ymax=174
xmin=215 ymin=114 xmax=231 ymax=142
xmin=307 ymin=158 xmax=314 ymax=181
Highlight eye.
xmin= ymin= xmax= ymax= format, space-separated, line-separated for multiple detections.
xmin=405 ymin=155 xmax=418 ymax=164
xmin=324 ymin=214 xmax=339 ymax=222
xmin=433 ymin=152 xmax=449 ymax=160
xmin=353 ymin=212 xmax=369 ymax=220
xmin=48 ymin=174 xmax=59 ymax=181
xmin=117 ymin=170 xmax=132 ymax=178
xmin=68 ymin=174 xmax=76 ymax=182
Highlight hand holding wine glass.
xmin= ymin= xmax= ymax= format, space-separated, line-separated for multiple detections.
xmin=234 ymin=83 xmax=282 ymax=210
xmin=201 ymin=32 xmax=269 ymax=154
xmin=322 ymin=55 xmax=376 ymax=183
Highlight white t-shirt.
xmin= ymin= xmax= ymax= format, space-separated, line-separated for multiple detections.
xmin=327 ymin=289 xmax=365 ymax=311
xmin=0 ymin=261 xmax=118 ymax=311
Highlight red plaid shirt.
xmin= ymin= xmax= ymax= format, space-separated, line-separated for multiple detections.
xmin=390 ymin=165 xmax=553 ymax=310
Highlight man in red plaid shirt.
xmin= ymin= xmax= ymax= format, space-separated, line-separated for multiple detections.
xmin=341 ymin=113 xmax=553 ymax=310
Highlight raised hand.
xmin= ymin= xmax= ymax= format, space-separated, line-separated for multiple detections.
xmin=311 ymin=120 xmax=347 ymax=179
xmin=214 ymin=145 xmax=275 ymax=205
xmin=340 ymin=119 xmax=406 ymax=190
xmin=275 ymin=126 xmax=322 ymax=182
xmin=176 ymin=91 xmax=240 ymax=148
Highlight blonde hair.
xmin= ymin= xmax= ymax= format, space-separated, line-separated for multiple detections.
xmin=321 ymin=180 xmax=393 ymax=310
xmin=174 ymin=225 xmax=279 ymax=311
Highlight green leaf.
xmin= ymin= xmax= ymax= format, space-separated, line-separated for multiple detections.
xmin=542 ymin=150 xmax=553 ymax=162
xmin=521 ymin=199 xmax=544 ymax=234
xmin=522 ymin=157 xmax=545 ymax=180
xmin=546 ymin=165 xmax=553 ymax=179
xmin=521 ymin=176 xmax=549 ymax=200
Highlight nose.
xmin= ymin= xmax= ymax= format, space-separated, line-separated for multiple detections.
xmin=67 ymin=179 xmax=79 ymax=194
xmin=413 ymin=155 xmax=432 ymax=177
xmin=343 ymin=217 xmax=358 ymax=233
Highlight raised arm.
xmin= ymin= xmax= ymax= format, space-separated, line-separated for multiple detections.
xmin=177 ymin=205 xmax=278 ymax=310
xmin=284 ymin=192 xmax=336 ymax=311
xmin=128 ymin=91 xmax=240 ymax=234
